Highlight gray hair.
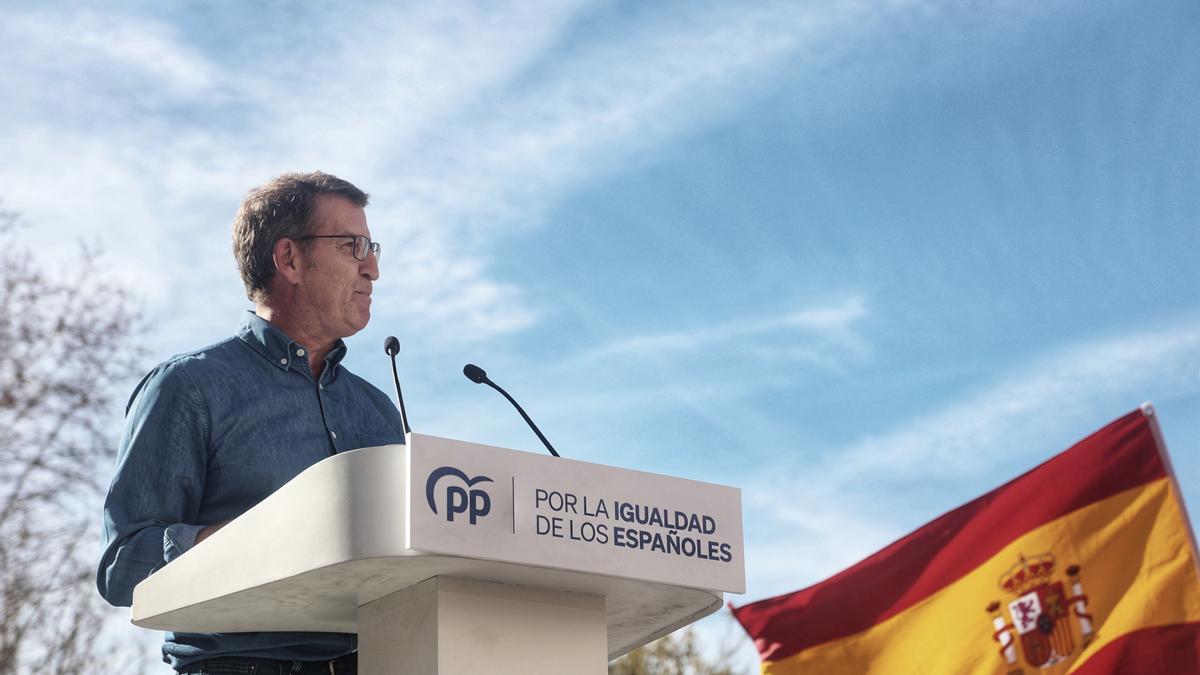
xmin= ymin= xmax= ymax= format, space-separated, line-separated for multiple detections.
xmin=232 ymin=171 xmax=369 ymax=301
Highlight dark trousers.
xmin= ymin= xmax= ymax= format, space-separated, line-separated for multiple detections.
xmin=178 ymin=652 xmax=356 ymax=674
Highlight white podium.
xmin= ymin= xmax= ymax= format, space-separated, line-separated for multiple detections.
xmin=132 ymin=434 xmax=745 ymax=674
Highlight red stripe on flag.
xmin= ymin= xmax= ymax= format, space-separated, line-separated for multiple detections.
xmin=734 ymin=409 xmax=1164 ymax=662
xmin=1071 ymin=622 xmax=1200 ymax=674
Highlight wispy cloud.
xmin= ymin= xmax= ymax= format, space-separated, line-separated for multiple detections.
xmin=2 ymin=9 xmax=218 ymax=102
xmin=0 ymin=0 xmax=998 ymax=349
xmin=741 ymin=319 xmax=1200 ymax=596
xmin=829 ymin=320 xmax=1200 ymax=483
xmin=545 ymin=295 xmax=872 ymax=411
xmin=412 ymin=294 xmax=873 ymax=460
xmin=568 ymin=295 xmax=870 ymax=369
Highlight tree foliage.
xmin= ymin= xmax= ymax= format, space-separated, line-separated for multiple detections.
xmin=609 ymin=626 xmax=748 ymax=675
xmin=0 ymin=205 xmax=144 ymax=673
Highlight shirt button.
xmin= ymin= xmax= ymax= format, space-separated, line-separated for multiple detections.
xmin=330 ymin=431 xmax=337 ymax=439
xmin=279 ymin=357 xmax=287 ymax=365
xmin=296 ymin=348 xmax=306 ymax=356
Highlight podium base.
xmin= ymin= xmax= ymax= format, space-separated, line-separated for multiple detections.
xmin=359 ymin=576 xmax=607 ymax=674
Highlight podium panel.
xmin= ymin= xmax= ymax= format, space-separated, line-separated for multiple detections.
xmin=132 ymin=435 xmax=744 ymax=661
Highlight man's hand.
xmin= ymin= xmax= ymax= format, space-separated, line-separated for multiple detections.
xmin=195 ymin=521 xmax=231 ymax=545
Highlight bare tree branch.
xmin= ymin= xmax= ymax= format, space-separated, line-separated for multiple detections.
xmin=0 ymin=203 xmax=146 ymax=674
xmin=608 ymin=623 xmax=750 ymax=675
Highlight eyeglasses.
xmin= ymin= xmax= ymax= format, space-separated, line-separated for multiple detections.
xmin=297 ymin=235 xmax=381 ymax=262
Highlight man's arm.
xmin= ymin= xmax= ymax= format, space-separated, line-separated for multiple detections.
xmin=96 ymin=361 xmax=211 ymax=607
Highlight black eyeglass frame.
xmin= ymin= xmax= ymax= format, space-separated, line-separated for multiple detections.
xmin=296 ymin=235 xmax=381 ymax=262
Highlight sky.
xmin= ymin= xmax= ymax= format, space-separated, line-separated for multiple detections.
xmin=2 ymin=0 xmax=1198 ymax=670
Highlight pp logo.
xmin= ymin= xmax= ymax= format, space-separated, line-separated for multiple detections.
xmin=425 ymin=466 xmax=493 ymax=524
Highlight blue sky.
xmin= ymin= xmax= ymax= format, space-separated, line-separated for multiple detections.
xmin=3 ymin=0 xmax=1198 ymax=669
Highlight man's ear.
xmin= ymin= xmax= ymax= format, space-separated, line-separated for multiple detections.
xmin=273 ymin=238 xmax=305 ymax=285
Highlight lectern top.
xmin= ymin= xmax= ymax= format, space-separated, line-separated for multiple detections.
xmin=132 ymin=435 xmax=744 ymax=658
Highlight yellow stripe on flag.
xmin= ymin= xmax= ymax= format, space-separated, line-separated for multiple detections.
xmin=763 ymin=477 xmax=1200 ymax=674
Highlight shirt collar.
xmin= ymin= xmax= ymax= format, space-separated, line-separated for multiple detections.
xmin=235 ymin=311 xmax=348 ymax=373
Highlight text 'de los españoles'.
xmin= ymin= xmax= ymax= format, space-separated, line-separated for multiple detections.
xmin=531 ymin=488 xmax=734 ymax=564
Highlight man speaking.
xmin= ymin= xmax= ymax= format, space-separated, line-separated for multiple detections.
xmin=98 ymin=172 xmax=405 ymax=674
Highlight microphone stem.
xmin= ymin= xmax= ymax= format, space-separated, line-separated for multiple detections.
xmin=485 ymin=379 xmax=559 ymax=457
xmin=388 ymin=353 xmax=412 ymax=434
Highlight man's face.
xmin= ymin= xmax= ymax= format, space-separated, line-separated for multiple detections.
xmin=295 ymin=194 xmax=379 ymax=340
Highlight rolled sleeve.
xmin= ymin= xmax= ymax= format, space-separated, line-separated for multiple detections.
xmin=164 ymin=523 xmax=205 ymax=561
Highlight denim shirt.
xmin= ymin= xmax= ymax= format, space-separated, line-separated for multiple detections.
xmin=97 ymin=311 xmax=405 ymax=670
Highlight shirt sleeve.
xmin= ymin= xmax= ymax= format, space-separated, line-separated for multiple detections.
xmin=96 ymin=360 xmax=211 ymax=607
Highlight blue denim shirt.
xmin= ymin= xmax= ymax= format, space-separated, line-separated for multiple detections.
xmin=97 ymin=311 xmax=405 ymax=670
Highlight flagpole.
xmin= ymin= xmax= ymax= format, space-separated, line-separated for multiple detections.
xmin=1140 ymin=401 xmax=1200 ymax=577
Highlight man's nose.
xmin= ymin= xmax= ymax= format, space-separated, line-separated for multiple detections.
xmin=361 ymin=250 xmax=380 ymax=280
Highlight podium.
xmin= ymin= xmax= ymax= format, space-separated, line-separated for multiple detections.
xmin=131 ymin=434 xmax=745 ymax=674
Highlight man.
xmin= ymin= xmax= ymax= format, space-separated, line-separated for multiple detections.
xmin=98 ymin=172 xmax=405 ymax=674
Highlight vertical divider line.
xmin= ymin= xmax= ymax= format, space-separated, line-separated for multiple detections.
xmin=512 ymin=476 xmax=516 ymax=534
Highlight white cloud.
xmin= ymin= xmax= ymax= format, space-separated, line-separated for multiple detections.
xmin=62 ymin=13 xmax=216 ymax=95
xmin=368 ymin=0 xmax=896 ymax=237
xmin=2 ymin=9 xmax=217 ymax=99
xmin=0 ymin=1 xmax=1068 ymax=351
xmin=570 ymin=296 xmax=870 ymax=367
xmin=409 ymin=294 xmax=874 ymax=460
xmin=740 ymin=320 xmax=1200 ymax=597
xmin=828 ymin=321 xmax=1200 ymax=482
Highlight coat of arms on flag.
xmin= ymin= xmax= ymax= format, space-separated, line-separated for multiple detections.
xmin=732 ymin=406 xmax=1200 ymax=674
xmin=987 ymin=554 xmax=1095 ymax=672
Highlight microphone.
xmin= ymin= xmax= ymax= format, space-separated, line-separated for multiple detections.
xmin=383 ymin=336 xmax=412 ymax=434
xmin=462 ymin=363 xmax=560 ymax=458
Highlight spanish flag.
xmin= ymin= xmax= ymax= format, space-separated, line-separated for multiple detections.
xmin=732 ymin=406 xmax=1200 ymax=673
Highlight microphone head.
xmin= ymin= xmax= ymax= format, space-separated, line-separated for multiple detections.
xmin=463 ymin=363 xmax=488 ymax=384
xmin=384 ymin=336 xmax=400 ymax=356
